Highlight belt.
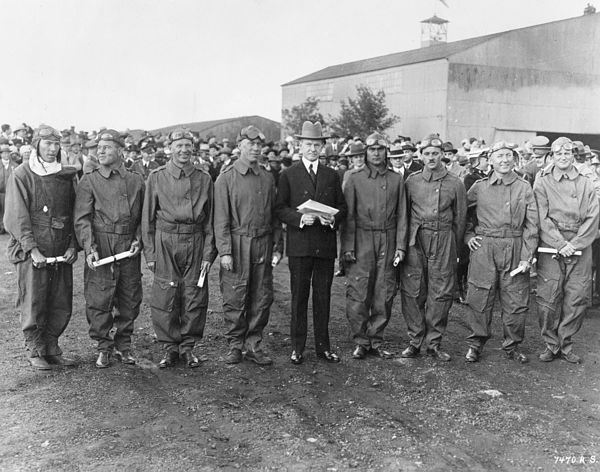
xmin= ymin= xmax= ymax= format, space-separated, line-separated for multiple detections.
xmin=93 ymin=222 xmax=135 ymax=235
xmin=231 ymin=226 xmax=271 ymax=238
xmin=31 ymin=215 xmax=70 ymax=230
xmin=156 ymin=220 xmax=203 ymax=234
xmin=418 ymin=220 xmax=452 ymax=231
xmin=357 ymin=221 xmax=396 ymax=231
xmin=475 ymin=227 xmax=523 ymax=238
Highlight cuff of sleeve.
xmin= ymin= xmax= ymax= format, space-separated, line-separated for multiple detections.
xmin=21 ymin=239 xmax=38 ymax=253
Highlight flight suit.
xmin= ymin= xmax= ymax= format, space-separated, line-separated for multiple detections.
xmin=74 ymin=164 xmax=144 ymax=353
xmin=342 ymin=165 xmax=407 ymax=349
xmin=465 ymin=171 xmax=538 ymax=352
xmin=4 ymin=163 xmax=77 ymax=358
xmin=534 ymin=165 xmax=599 ymax=355
xmin=214 ymin=160 xmax=278 ymax=351
xmin=142 ymin=160 xmax=216 ymax=354
xmin=401 ymin=166 xmax=467 ymax=350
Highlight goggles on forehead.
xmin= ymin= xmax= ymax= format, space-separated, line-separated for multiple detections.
xmin=490 ymin=141 xmax=517 ymax=153
xmin=100 ymin=132 xmax=119 ymax=141
xmin=552 ymin=141 xmax=574 ymax=152
xmin=239 ymin=126 xmax=265 ymax=142
xmin=366 ymin=138 xmax=388 ymax=148
xmin=37 ymin=127 xmax=61 ymax=141
xmin=169 ymin=130 xmax=194 ymax=142
xmin=420 ymin=138 xmax=443 ymax=149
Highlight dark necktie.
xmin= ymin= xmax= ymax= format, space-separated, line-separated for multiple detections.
xmin=309 ymin=164 xmax=317 ymax=187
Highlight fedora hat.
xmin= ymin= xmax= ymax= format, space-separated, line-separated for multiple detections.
xmin=345 ymin=142 xmax=366 ymax=157
xmin=389 ymin=143 xmax=404 ymax=157
xmin=295 ymin=121 xmax=328 ymax=141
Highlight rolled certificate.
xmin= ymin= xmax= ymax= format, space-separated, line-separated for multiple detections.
xmin=538 ymin=247 xmax=582 ymax=256
xmin=197 ymin=267 xmax=207 ymax=288
xmin=509 ymin=266 xmax=526 ymax=277
xmin=45 ymin=256 xmax=67 ymax=265
xmin=92 ymin=250 xmax=134 ymax=268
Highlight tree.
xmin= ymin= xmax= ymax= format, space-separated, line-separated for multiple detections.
xmin=329 ymin=85 xmax=399 ymax=138
xmin=282 ymin=97 xmax=325 ymax=136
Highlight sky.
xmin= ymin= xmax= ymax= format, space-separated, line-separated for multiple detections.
xmin=0 ymin=0 xmax=586 ymax=132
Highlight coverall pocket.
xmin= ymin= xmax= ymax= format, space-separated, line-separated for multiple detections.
xmin=150 ymin=276 xmax=178 ymax=312
xmin=535 ymin=270 xmax=560 ymax=308
xmin=346 ymin=275 xmax=369 ymax=303
xmin=466 ymin=280 xmax=493 ymax=312
xmin=400 ymin=270 xmax=422 ymax=297
xmin=85 ymin=276 xmax=115 ymax=312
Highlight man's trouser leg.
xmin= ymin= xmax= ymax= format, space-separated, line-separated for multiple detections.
xmin=85 ymin=264 xmax=117 ymax=352
xmin=558 ymin=246 xmax=592 ymax=355
xmin=113 ymin=257 xmax=142 ymax=352
xmin=346 ymin=229 xmax=375 ymax=349
xmin=289 ymin=256 xmax=313 ymax=354
xmin=18 ymin=261 xmax=73 ymax=357
xmin=220 ymin=234 xmax=251 ymax=351
xmin=311 ymin=257 xmax=334 ymax=354
xmin=400 ymin=241 xmax=427 ymax=350
xmin=423 ymin=231 xmax=455 ymax=349
xmin=244 ymin=235 xmax=274 ymax=352
xmin=466 ymin=240 xmax=497 ymax=351
xmin=366 ymin=231 xmax=396 ymax=349
xmin=536 ymin=253 xmax=564 ymax=355
xmin=497 ymin=250 xmax=529 ymax=353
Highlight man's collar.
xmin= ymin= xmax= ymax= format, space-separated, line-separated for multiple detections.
xmin=98 ymin=163 xmax=126 ymax=179
xmin=551 ymin=165 xmax=578 ymax=181
xmin=489 ymin=170 xmax=518 ymax=185
xmin=366 ymin=163 xmax=388 ymax=178
xmin=301 ymin=156 xmax=318 ymax=173
xmin=234 ymin=158 xmax=260 ymax=176
xmin=167 ymin=159 xmax=194 ymax=178
xmin=422 ymin=164 xmax=447 ymax=181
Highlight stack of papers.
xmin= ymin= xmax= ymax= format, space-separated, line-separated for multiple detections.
xmin=297 ymin=199 xmax=339 ymax=217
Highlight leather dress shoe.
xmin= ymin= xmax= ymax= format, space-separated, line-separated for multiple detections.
xmin=352 ymin=345 xmax=367 ymax=359
xmin=290 ymin=351 xmax=304 ymax=365
xmin=465 ymin=347 xmax=479 ymax=363
xmin=159 ymin=350 xmax=179 ymax=369
xmin=183 ymin=351 xmax=200 ymax=368
xmin=317 ymin=350 xmax=340 ymax=363
xmin=561 ymin=351 xmax=581 ymax=364
xmin=426 ymin=346 xmax=451 ymax=362
xmin=224 ymin=348 xmax=242 ymax=364
xmin=400 ymin=345 xmax=419 ymax=358
xmin=538 ymin=348 xmax=558 ymax=362
xmin=96 ymin=351 xmax=111 ymax=369
xmin=45 ymin=355 xmax=76 ymax=366
xmin=245 ymin=350 xmax=273 ymax=366
xmin=506 ymin=349 xmax=529 ymax=364
xmin=114 ymin=350 xmax=136 ymax=365
xmin=370 ymin=347 xmax=394 ymax=359
xmin=29 ymin=356 xmax=52 ymax=370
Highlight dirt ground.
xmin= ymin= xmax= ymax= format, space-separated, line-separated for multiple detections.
xmin=0 ymin=232 xmax=599 ymax=472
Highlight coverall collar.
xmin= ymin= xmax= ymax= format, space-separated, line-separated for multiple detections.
xmin=489 ymin=170 xmax=518 ymax=185
xmin=166 ymin=159 xmax=194 ymax=178
xmin=234 ymin=158 xmax=260 ymax=176
xmin=98 ymin=162 xmax=127 ymax=179
xmin=366 ymin=163 xmax=388 ymax=178
xmin=551 ymin=165 xmax=579 ymax=181
xmin=422 ymin=165 xmax=448 ymax=182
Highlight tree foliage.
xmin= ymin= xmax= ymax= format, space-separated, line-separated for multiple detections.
xmin=329 ymin=85 xmax=399 ymax=138
xmin=282 ymin=97 xmax=325 ymax=136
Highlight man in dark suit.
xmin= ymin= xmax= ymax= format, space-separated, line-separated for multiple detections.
xmin=131 ymin=143 xmax=159 ymax=179
xmin=0 ymin=143 xmax=17 ymax=233
xmin=400 ymin=142 xmax=423 ymax=180
xmin=275 ymin=121 xmax=347 ymax=365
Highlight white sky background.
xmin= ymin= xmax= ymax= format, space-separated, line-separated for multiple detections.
xmin=0 ymin=0 xmax=585 ymax=132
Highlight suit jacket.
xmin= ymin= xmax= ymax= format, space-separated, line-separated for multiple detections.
xmin=131 ymin=160 xmax=159 ymax=179
xmin=403 ymin=160 xmax=423 ymax=181
xmin=0 ymin=161 xmax=16 ymax=194
xmin=275 ymin=161 xmax=347 ymax=259
xmin=324 ymin=142 xmax=342 ymax=158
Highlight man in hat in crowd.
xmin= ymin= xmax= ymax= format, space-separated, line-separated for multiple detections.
xmin=573 ymin=141 xmax=600 ymax=198
xmin=520 ymin=136 xmax=550 ymax=184
xmin=444 ymin=142 xmax=468 ymax=179
xmin=267 ymin=150 xmax=283 ymax=186
xmin=74 ymin=130 xmax=145 ymax=368
xmin=132 ymin=142 xmax=159 ymax=179
xmin=0 ymin=143 xmax=17 ymax=234
xmin=4 ymin=125 xmax=78 ymax=369
xmin=388 ymin=143 xmax=405 ymax=176
xmin=342 ymin=132 xmax=407 ymax=359
xmin=399 ymin=141 xmax=422 ymax=180
xmin=195 ymin=142 xmax=219 ymax=181
xmin=534 ymin=137 xmax=599 ymax=363
xmin=142 ymin=128 xmax=217 ymax=368
xmin=82 ymin=139 xmax=100 ymax=174
xmin=214 ymin=146 xmax=233 ymax=175
xmin=400 ymin=134 xmax=467 ymax=361
xmin=214 ymin=125 xmax=281 ymax=365
xmin=325 ymin=133 xmax=342 ymax=158
xmin=275 ymin=121 xmax=347 ymax=364
xmin=342 ymin=142 xmax=367 ymax=189
xmin=463 ymin=148 xmax=490 ymax=192
xmin=463 ymin=141 xmax=538 ymax=363
xmin=123 ymin=143 xmax=140 ymax=169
